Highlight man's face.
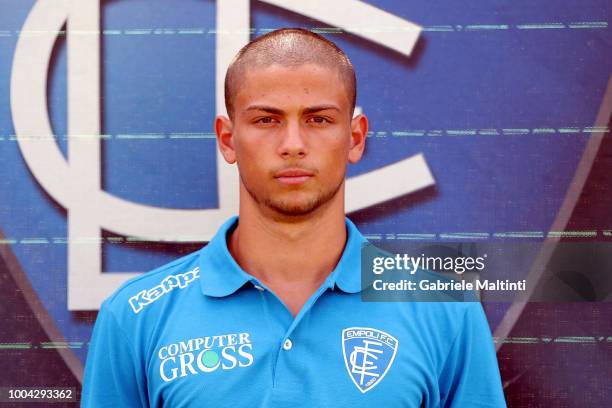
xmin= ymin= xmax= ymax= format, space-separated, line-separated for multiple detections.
xmin=221 ymin=63 xmax=365 ymax=217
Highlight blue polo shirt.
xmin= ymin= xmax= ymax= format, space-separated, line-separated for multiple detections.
xmin=81 ymin=217 xmax=506 ymax=407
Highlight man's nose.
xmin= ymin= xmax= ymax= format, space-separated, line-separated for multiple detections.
xmin=278 ymin=120 xmax=307 ymax=158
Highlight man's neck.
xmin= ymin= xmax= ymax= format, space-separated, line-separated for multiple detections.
xmin=227 ymin=189 xmax=347 ymax=315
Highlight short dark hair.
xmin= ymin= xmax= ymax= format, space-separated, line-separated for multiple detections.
xmin=224 ymin=28 xmax=356 ymax=119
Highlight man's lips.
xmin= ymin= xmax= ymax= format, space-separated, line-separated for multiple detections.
xmin=274 ymin=168 xmax=314 ymax=185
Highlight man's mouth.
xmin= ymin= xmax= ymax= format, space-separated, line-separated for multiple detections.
xmin=274 ymin=168 xmax=315 ymax=185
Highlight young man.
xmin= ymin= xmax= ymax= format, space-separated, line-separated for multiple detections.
xmin=81 ymin=28 xmax=506 ymax=407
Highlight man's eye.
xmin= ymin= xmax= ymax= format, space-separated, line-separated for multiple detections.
xmin=254 ymin=117 xmax=279 ymax=124
xmin=307 ymin=116 xmax=330 ymax=124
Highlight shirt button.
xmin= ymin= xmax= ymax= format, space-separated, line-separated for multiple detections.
xmin=253 ymin=283 xmax=264 ymax=291
xmin=283 ymin=339 xmax=293 ymax=351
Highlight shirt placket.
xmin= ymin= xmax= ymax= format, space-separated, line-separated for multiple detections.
xmin=250 ymin=277 xmax=335 ymax=406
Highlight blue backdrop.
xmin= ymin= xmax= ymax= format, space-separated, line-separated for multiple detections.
xmin=0 ymin=0 xmax=609 ymax=370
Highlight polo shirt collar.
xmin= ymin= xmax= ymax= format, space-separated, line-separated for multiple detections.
xmin=199 ymin=216 xmax=367 ymax=297
xmin=327 ymin=217 xmax=366 ymax=293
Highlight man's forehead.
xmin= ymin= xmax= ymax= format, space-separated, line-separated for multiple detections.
xmin=234 ymin=64 xmax=351 ymax=109
xmin=240 ymin=62 xmax=343 ymax=81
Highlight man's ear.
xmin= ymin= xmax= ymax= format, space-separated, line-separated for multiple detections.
xmin=215 ymin=115 xmax=236 ymax=164
xmin=348 ymin=114 xmax=368 ymax=164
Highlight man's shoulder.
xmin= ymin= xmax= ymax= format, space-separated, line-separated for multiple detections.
xmin=413 ymin=297 xmax=481 ymax=326
xmin=102 ymin=248 xmax=203 ymax=316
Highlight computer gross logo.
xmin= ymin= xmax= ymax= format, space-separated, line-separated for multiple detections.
xmin=157 ymin=333 xmax=254 ymax=383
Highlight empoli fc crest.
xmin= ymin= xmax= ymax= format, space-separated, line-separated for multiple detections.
xmin=342 ymin=327 xmax=399 ymax=393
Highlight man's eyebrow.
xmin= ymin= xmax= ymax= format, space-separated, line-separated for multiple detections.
xmin=302 ymin=105 xmax=341 ymax=114
xmin=244 ymin=105 xmax=285 ymax=115
xmin=244 ymin=104 xmax=341 ymax=115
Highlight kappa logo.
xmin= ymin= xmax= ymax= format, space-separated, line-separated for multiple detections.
xmin=128 ymin=267 xmax=200 ymax=313
xmin=342 ymin=327 xmax=399 ymax=393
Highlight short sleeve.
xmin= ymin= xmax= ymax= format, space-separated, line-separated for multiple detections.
xmin=438 ymin=303 xmax=507 ymax=407
xmin=81 ymin=301 xmax=149 ymax=407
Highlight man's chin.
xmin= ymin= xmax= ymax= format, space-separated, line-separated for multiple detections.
xmin=243 ymin=180 xmax=344 ymax=218
xmin=265 ymin=199 xmax=320 ymax=217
